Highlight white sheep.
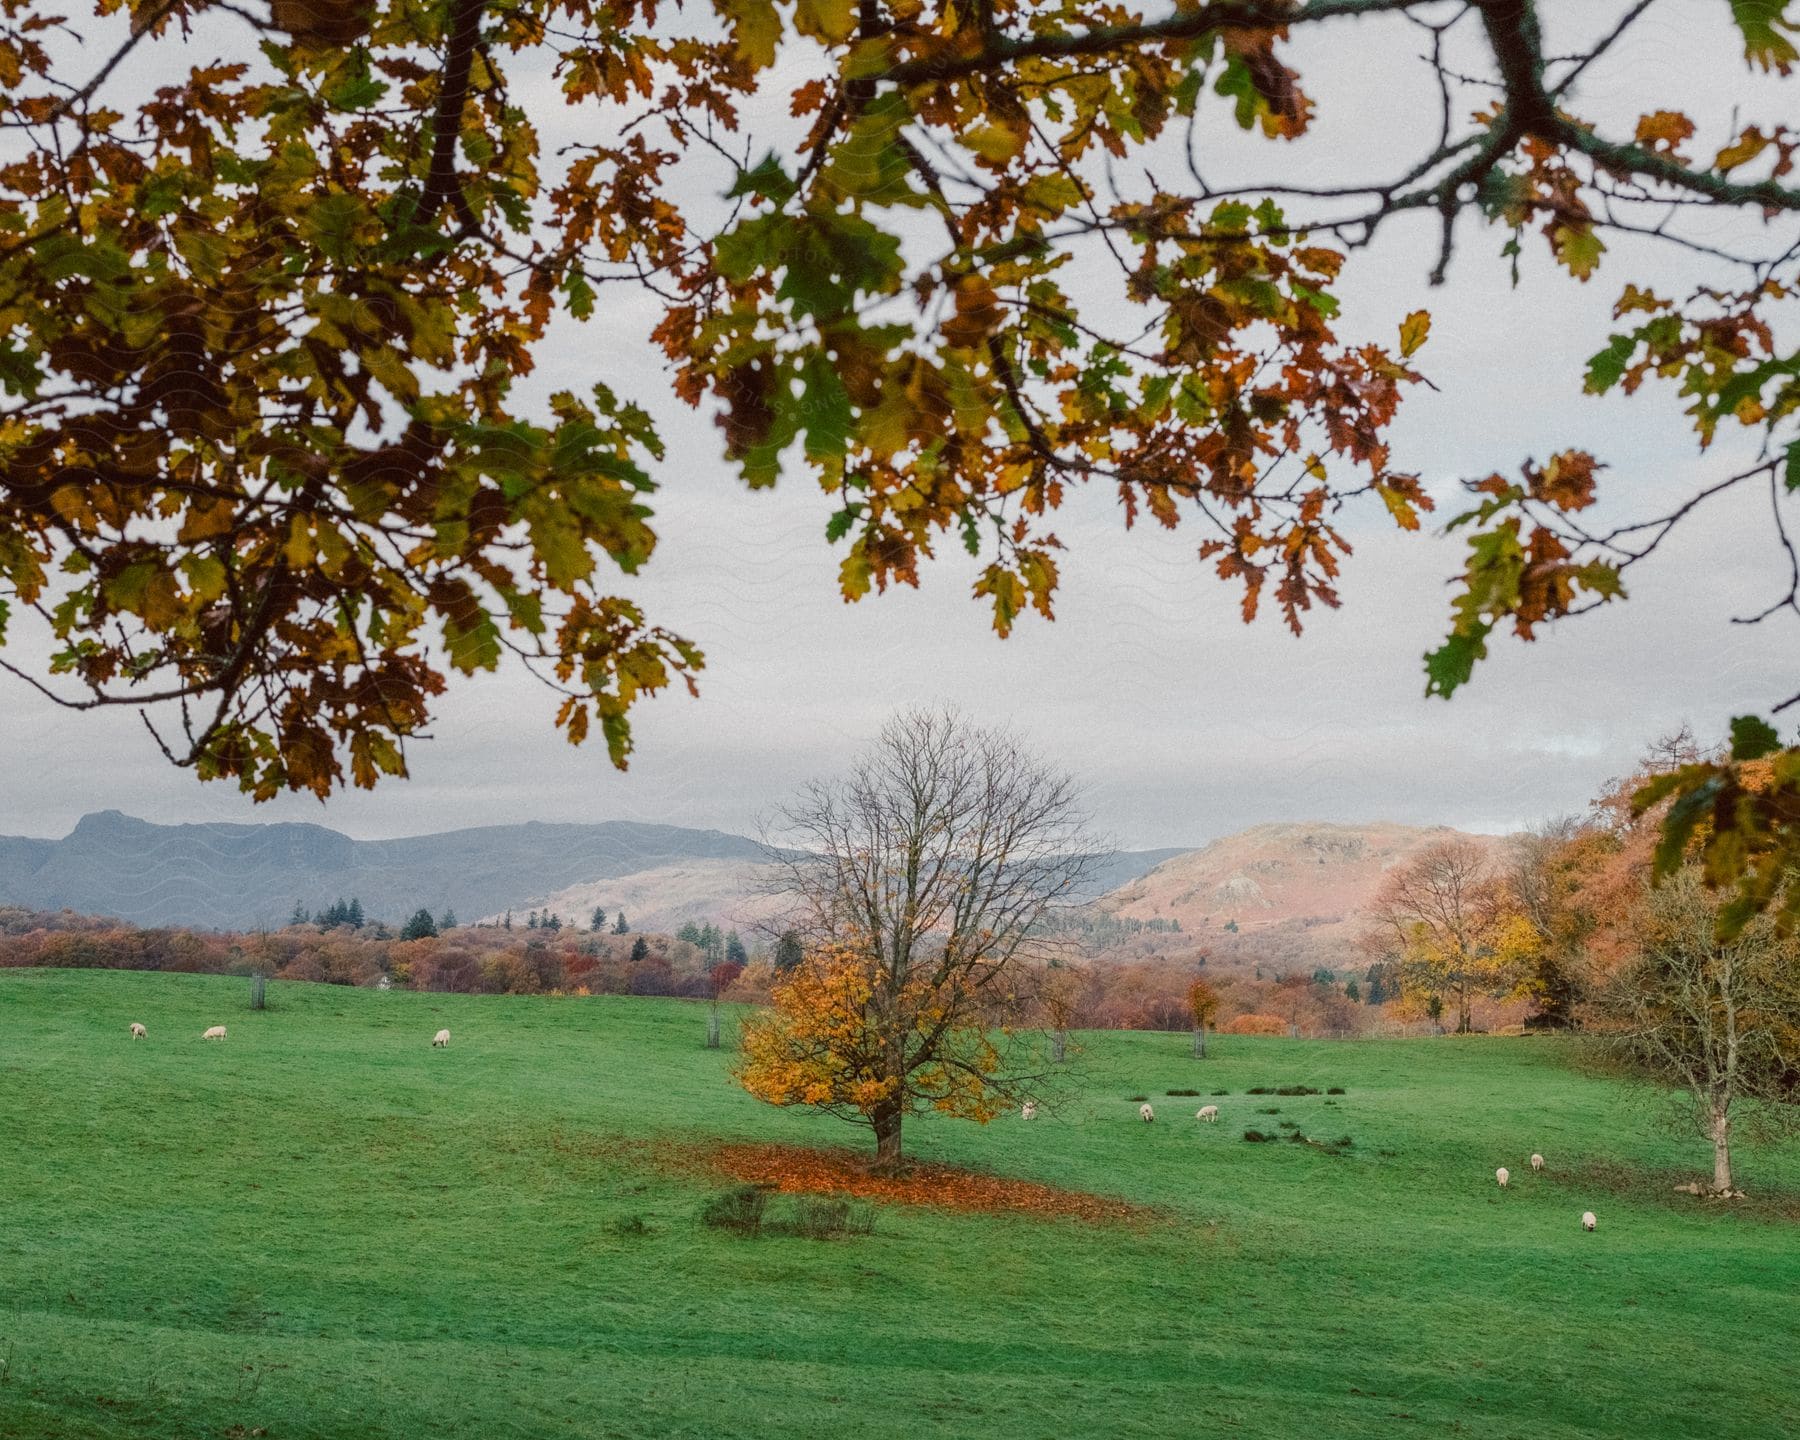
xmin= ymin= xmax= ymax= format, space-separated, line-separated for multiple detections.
xmin=129 ymin=1022 xmax=146 ymax=1040
xmin=1530 ymin=1152 xmax=1545 ymax=1172
xmin=1496 ymin=1166 xmax=1510 ymax=1188
xmin=432 ymin=1028 xmax=451 ymax=1048
xmin=1196 ymin=1105 xmax=1219 ymax=1122
xmin=1139 ymin=1103 xmax=1155 ymax=1123
xmin=202 ymin=1025 xmax=226 ymax=1041
xmin=1581 ymin=1210 xmax=1597 ymax=1232
xmin=1021 ymin=1101 xmax=1037 ymax=1120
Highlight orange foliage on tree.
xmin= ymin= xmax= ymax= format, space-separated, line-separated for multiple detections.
xmin=747 ymin=710 xmax=1091 ymax=1163
xmin=1220 ymin=1013 xmax=1287 ymax=1037
xmin=737 ymin=937 xmax=1011 ymax=1156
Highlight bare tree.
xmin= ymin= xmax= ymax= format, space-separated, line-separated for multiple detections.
xmin=744 ymin=708 xmax=1097 ymax=1166
xmin=1593 ymin=869 xmax=1800 ymax=1196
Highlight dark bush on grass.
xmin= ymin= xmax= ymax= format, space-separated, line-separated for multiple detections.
xmin=1327 ymin=1086 xmax=1346 ymax=1095
xmin=1247 ymin=1086 xmax=1272 ymax=1095
xmin=1257 ymin=1106 xmax=1281 ymax=1114
xmin=1243 ymin=1129 xmax=1274 ymax=1143
xmin=700 ymin=1184 xmax=768 ymax=1234
xmin=777 ymin=1196 xmax=876 ymax=1239
xmin=1333 ymin=1137 xmax=1354 ymax=1149
xmin=1275 ymin=1085 xmax=1320 ymax=1096
xmin=1210 ymin=1090 xmax=1230 ymax=1097
xmin=1287 ymin=1131 xmax=1308 ymax=1144
xmin=1167 ymin=1089 xmax=1201 ymax=1097
xmin=610 ymin=1213 xmax=653 ymax=1238
xmin=1127 ymin=1093 xmax=1149 ymax=1102
xmin=1278 ymin=1120 xmax=1299 ymax=1130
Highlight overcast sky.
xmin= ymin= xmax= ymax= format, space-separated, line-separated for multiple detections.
xmin=2 ymin=1 xmax=1795 ymax=848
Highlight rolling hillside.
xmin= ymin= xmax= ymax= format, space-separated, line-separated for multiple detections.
xmin=1098 ymin=821 xmax=1517 ymax=942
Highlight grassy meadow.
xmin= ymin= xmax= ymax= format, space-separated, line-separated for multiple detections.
xmin=1 ymin=967 xmax=1796 ymax=1439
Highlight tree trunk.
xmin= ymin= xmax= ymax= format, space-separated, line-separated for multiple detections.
xmin=1457 ymin=988 xmax=1473 ymax=1034
xmin=1192 ymin=1024 xmax=1207 ymax=1059
xmin=1710 ymin=1098 xmax=1733 ymax=1194
xmin=1051 ymin=1029 xmax=1067 ymax=1064
xmin=872 ymin=1104 xmax=903 ymax=1169
xmin=705 ymin=1005 xmax=721 ymax=1049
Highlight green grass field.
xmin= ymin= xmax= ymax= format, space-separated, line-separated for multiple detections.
xmin=2 ymin=968 xmax=1796 ymax=1439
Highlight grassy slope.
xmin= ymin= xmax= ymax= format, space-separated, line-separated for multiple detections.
xmin=0 ymin=969 xmax=1795 ymax=1440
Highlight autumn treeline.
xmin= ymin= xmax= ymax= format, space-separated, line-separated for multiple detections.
xmin=0 ymin=911 xmax=732 ymax=999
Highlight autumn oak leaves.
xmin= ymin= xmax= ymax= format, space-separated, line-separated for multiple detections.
xmin=671 ymin=5 xmax=1435 ymax=643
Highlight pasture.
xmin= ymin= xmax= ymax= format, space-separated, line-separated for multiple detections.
xmin=1 ymin=968 xmax=1796 ymax=1439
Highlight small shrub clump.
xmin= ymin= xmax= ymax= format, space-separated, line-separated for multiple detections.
xmin=1287 ymin=1131 xmax=1309 ymax=1144
xmin=1246 ymin=1086 xmax=1272 ymax=1095
xmin=777 ymin=1196 xmax=876 ymax=1240
xmin=1127 ymin=1093 xmax=1150 ymax=1102
xmin=1166 ymin=1088 xmax=1201 ymax=1097
xmin=1275 ymin=1085 xmax=1320 ymax=1097
xmin=1242 ymin=1129 xmax=1274 ymax=1143
xmin=1278 ymin=1120 xmax=1299 ymax=1130
xmin=1257 ymin=1106 xmax=1281 ymax=1114
xmin=700 ymin=1185 xmax=768 ymax=1235
xmin=610 ymin=1213 xmax=653 ymax=1238
xmin=1327 ymin=1086 xmax=1347 ymax=1095
xmin=1210 ymin=1089 xmax=1230 ymax=1097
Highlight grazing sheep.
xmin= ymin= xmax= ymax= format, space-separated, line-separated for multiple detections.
xmin=432 ymin=1028 xmax=451 ymax=1048
xmin=1196 ymin=1105 xmax=1219 ymax=1122
xmin=129 ymin=1022 xmax=146 ymax=1040
xmin=1496 ymin=1166 xmax=1510 ymax=1188
xmin=1139 ymin=1103 xmax=1155 ymax=1123
xmin=1531 ymin=1153 xmax=1545 ymax=1172
xmin=1021 ymin=1101 xmax=1037 ymax=1121
xmin=1581 ymin=1210 xmax=1597 ymax=1232
xmin=202 ymin=1025 xmax=226 ymax=1041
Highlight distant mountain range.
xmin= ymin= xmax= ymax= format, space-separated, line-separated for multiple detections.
xmin=0 ymin=812 xmax=1194 ymax=933
xmin=0 ymin=811 xmax=775 ymax=931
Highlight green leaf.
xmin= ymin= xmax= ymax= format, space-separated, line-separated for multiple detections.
xmin=323 ymin=48 xmax=387 ymax=110
xmin=726 ymin=153 xmax=796 ymax=207
xmin=1785 ymin=439 xmax=1800 ymax=492
xmin=1423 ymin=624 xmax=1490 ymax=699
xmin=0 ymin=339 xmax=42 ymax=399
xmin=1730 ymin=713 xmax=1782 ymax=760
xmin=564 ymin=270 xmax=596 ymax=321
xmin=797 ymin=353 xmax=853 ymax=460
xmin=303 ymin=194 xmax=366 ymax=265
xmin=1213 ymin=54 xmax=1264 ymax=131
xmin=1584 ymin=333 xmax=1636 ymax=394
xmin=1729 ymin=0 xmax=1800 ymax=73
xmin=824 ymin=503 xmax=861 ymax=542
xmin=444 ymin=608 xmax=502 ymax=673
